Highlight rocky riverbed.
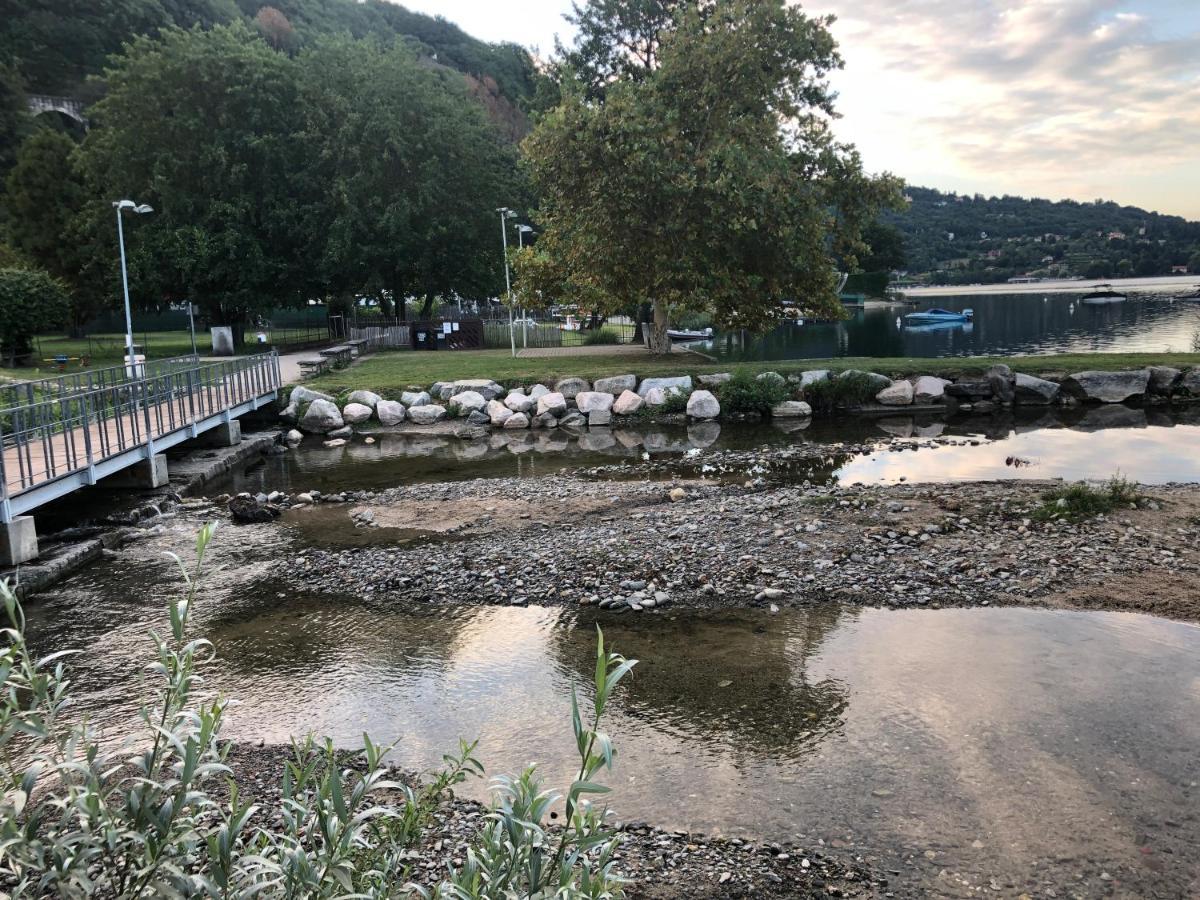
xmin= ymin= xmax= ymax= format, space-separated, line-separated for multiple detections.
xmin=228 ymin=447 xmax=1200 ymax=622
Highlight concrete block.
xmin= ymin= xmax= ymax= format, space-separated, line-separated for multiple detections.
xmin=192 ymin=419 xmax=242 ymax=448
xmin=0 ymin=516 xmax=38 ymax=566
xmin=106 ymin=453 xmax=170 ymax=489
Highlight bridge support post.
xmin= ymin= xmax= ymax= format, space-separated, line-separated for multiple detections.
xmin=0 ymin=517 xmax=38 ymax=567
xmin=105 ymin=453 xmax=170 ymax=490
xmin=191 ymin=420 xmax=242 ymax=448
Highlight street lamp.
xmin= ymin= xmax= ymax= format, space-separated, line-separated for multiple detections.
xmin=516 ymin=225 xmax=534 ymax=348
xmin=497 ymin=207 xmax=517 ymax=357
xmin=113 ymin=199 xmax=153 ymax=376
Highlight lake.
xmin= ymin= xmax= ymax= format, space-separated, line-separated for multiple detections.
xmin=693 ymin=291 xmax=1200 ymax=361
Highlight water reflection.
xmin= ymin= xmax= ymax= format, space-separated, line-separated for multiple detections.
xmin=694 ymin=292 xmax=1200 ymax=360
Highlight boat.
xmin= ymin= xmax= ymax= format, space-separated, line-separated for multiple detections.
xmin=667 ymin=327 xmax=713 ymax=342
xmin=1080 ymin=284 xmax=1127 ymax=304
xmin=904 ymin=307 xmax=973 ymax=324
xmin=1178 ymin=284 xmax=1200 ymax=301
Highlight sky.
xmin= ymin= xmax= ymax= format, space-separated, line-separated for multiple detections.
xmin=397 ymin=0 xmax=1200 ymax=220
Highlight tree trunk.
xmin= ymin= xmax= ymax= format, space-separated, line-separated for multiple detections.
xmin=646 ymin=298 xmax=671 ymax=354
xmin=419 ymin=291 xmax=435 ymax=319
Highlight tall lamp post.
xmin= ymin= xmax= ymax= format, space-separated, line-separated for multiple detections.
xmin=516 ymin=224 xmax=534 ymax=349
xmin=113 ymin=199 xmax=154 ymax=376
xmin=496 ymin=207 xmax=517 ymax=357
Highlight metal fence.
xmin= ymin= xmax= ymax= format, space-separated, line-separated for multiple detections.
xmin=1 ymin=354 xmax=280 ymax=510
xmin=481 ymin=318 xmax=636 ymax=350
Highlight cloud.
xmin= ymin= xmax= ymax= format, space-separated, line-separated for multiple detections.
xmin=812 ymin=0 xmax=1200 ymax=216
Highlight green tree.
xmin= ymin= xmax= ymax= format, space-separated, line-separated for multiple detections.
xmin=0 ymin=267 xmax=70 ymax=365
xmin=296 ymin=36 xmax=521 ymax=317
xmin=77 ymin=22 xmax=311 ymax=343
xmin=520 ymin=0 xmax=902 ymax=352
xmin=0 ymin=64 xmax=31 ymax=179
xmin=859 ymin=221 xmax=907 ymax=273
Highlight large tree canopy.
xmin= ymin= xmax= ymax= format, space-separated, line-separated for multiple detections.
xmin=520 ymin=0 xmax=903 ymax=351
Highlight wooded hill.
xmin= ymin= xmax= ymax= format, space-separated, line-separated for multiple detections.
xmin=886 ymin=187 xmax=1200 ymax=284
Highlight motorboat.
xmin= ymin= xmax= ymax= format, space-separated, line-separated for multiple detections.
xmin=904 ymin=307 xmax=973 ymax=324
xmin=1080 ymin=284 xmax=1127 ymax=304
xmin=667 ymin=327 xmax=713 ymax=342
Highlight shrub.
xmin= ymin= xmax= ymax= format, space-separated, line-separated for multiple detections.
xmin=0 ymin=267 xmax=70 ymax=365
xmin=582 ymin=328 xmax=620 ymax=346
xmin=0 ymin=524 xmax=635 ymax=899
xmin=1033 ymin=475 xmax=1140 ymax=522
xmin=802 ymin=371 xmax=877 ymax=414
xmin=658 ymin=387 xmax=690 ymax=414
xmin=717 ymin=371 xmax=791 ymax=415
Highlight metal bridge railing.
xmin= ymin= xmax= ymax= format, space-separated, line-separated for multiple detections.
xmin=0 ymin=354 xmax=205 ymax=412
xmin=0 ymin=353 xmax=280 ymax=506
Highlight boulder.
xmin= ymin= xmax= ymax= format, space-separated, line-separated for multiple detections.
xmin=487 ymin=399 xmax=514 ymax=426
xmin=593 ymin=374 xmax=637 ymax=394
xmin=588 ymin=409 xmax=612 ymax=427
xmin=838 ymin=370 xmax=892 ymax=393
xmin=698 ymin=372 xmax=732 ymax=387
xmin=913 ymin=376 xmax=951 ymax=403
xmin=449 ymin=391 xmax=487 ymax=414
xmin=347 ymin=389 xmax=382 ymax=409
xmin=342 ymin=402 xmax=373 ymax=425
xmin=613 ymin=390 xmax=644 ymax=415
xmin=323 ymin=438 xmax=347 ymax=448
xmin=1061 ymin=370 xmax=1150 ymax=403
xmin=875 ymin=381 xmax=914 ymax=406
xmin=554 ymin=377 xmax=590 ymax=399
xmin=279 ymin=401 xmax=299 ymax=423
xmin=644 ymin=387 xmax=669 ymax=407
xmin=400 ymin=390 xmax=431 ymax=408
xmin=1013 ymin=373 xmax=1060 ymax=405
xmin=528 ymin=384 xmax=551 ymax=401
xmin=575 ymin=391 xmax=615 ymax=414
xmin=986 ymin=364 xmax=1012 ymax=378
xmin=502 ymin=412 xmax=530 ymax=429
xmin=537 ymin=392 xmax=567 ymax=416
xmin=559 ymin=410 xmax=587 ymax=427
xmin=1147 ymin=366 xmax=1182 ymax=394
xmin=299 ymin=399 xmax=344 ymax=434
xmin=1178 ymin=369 xmax=1200 ymax=396
xmin=637 ymin=375 xmax=693 ymax=397
xmin=771 ymin=400 xmax=813 ymax=418
xmin=431 ymin=382 xmax=455 ymax=401
xmin=535 ymin=412 xmax=559 ymax=428
xmin=987 ymin=365 xmax=1015 ymax=404
xmin=504 ymin=391 xmax=536 ymax=413
xmin=800 ymin=370 xmax=831 ymax=389
xmin=376 ymin=400 xmax=406 ymax=425
xmin=686 ymin=389 xmax=721 ymax=419
xmin=407 ymin=404 xmax=447 ymax=425
xmin=327 ymin=426 xmax=352 ymax=439
xmin=756 ymin=371 xmax=786 ymax=389
xmin=290 ymin=385 xmax=334 ymax=406
xmin=945 ymin=379 xmax=994 ymax=401
xmin=452 ymin=379 xmax=504 ymax=400
xmin=228 ymin=494 xmax=281 ymax=524
xmin=284 ymin=429 xmax=303 ymax=446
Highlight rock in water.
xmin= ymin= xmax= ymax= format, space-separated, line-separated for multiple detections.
xmin=613 ymin=390 xmax=644 ymax=415
xmin=575 ymin=391 xmax=615 ymax=414
xmin=1013 ymin=373 xmax=1059 ymax=405
xmin=407 ymin=404 xmax=447 ymax=425
xmin=913 ymin=375 xmax=951 ymax=403
xmin=588 ymin=409 xmax=612 ymax=426
xmin=299 ymin=399 xmax=344 ymax=433
xmin=376 ymin=400 xmax=406 ymax=425
xmin=593 ymin=374 xmax=637 ymax=394
xmin=487 ymin=399 xmax=514 ymax=426
xmin=342 ymin=402 xmax=373 ymax=424
xmin=771 ymin=400 xmax=813 ymax=418
xmin=284 ymin=429 xmax=303 ymax=446
xmin=1178 ymin=369 xmax=1200 ymax=396
xmin=1061 ymin=370 xmax=1150 ymax=403
xmin=503 ymin=412 xmax=531 ymax=429
xmin=228 ymin=494 xmax=281 ymax=523
xmin=1147 ymin=366 xmax=1182 ymax=394
xmin=875 ymin=381 xmax=914 ymax=406
xmin=536 ymin=392 xmax=567 ymax=416
xmin=686 ymin=389 xmax=721 ymax=419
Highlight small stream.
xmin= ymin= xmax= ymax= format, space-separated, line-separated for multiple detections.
xmin=18 ymin=409 xmax=1200 ymax=895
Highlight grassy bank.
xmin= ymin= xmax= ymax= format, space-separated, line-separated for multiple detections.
xmin=304 ymin=349 xmax=1200 ymax=393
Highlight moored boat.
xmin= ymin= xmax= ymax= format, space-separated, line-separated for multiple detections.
xmin=1080 ymin=284 xmax=1127 ymax=304
xmin=904 ymin=307 xmax=973 ymax=324
xmin=667 ymin=327 xmax=713 ymax=342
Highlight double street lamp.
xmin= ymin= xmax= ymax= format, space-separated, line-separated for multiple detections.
xmin=113 ymin=199 xmax=153 ymax=376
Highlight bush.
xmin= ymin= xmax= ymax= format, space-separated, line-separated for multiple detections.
xmin=0 ymin=267 xmax=70 ymax=365
xmin=1033 ymin=476 xmax=1140 ymax=522
xmin=0 ymin=525 xmax=635 ymax=898
xmin=717 ymin=371 xmax=791 ymax=415
xmin=802 ymin=371 xmax=877 ymax=414
xmin=582 ymin=328 xmax=620 ymax=346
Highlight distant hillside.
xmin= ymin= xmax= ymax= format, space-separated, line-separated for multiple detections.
xmin=1 ymin=0 xmax=538 ymax=133
xmin=885 ymin=187 xmax=1200 ymax=284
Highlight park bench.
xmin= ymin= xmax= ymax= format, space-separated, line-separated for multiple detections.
xmin=296 ymin=357 xmax=330 ymax=378
xmin=318 ymin=345 xmax=353 ymax=368
xmin=346 ymin=338 xmax=371 ymax=358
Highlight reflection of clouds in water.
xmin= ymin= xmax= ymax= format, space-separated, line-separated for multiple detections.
xmin=838 ymin=424 xmax=1200 ymax=485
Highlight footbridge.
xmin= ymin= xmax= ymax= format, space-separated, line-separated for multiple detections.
xmin=1 ymin=353 xmax=280 ymax=564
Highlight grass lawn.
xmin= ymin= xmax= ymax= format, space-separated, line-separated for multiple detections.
xmin=303 ymin=348 xmax=1200 ymax=394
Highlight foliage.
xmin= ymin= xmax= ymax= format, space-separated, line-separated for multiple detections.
xmin=717 ymin=371 xmax=792 ymax=415
xmin=0 ymin=64 xmax=31 ymax=178
xmin=412 ymin=629 xmax=635 ymax=899
xmin=582 ymin=328 xmax=620 ymax=345
xmin=0 ymin=267 xmax=70 ymax=362
xmin=519 ymin=0 xmax=903 ymax=352
xmin=254 ymin=6 xmax=298 ymax=52
xmin=1032 ymin=476 xmax=1140 ymax=522
xmin=887 ymin=186 xmax=1200 ymax=282
xmin=801 ymin=371 xmax=878 ymax=413
xmin=0 ymin=524 xmax=637 ymax=899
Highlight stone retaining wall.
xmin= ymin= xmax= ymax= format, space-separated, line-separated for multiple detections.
xmin=280 ymin=365 xmax=1200 ymax=437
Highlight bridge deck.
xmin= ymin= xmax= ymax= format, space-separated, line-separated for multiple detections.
xmin=1 ymin=354 xmax=279 ymax=522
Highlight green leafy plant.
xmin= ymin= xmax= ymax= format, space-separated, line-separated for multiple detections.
xmin=717 ymin=371 xmax=792 ymax=415
xmin=582 ymin=328 xmax=620 ymax=346
xmin=0 ymin=267 xmax=70 ymax=365
xmin=1032 ymin=475 xmax=1140 ymax=522
xmin=802 ymin=371 xmax=877 ymax=414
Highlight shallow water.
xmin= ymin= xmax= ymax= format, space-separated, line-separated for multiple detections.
xmin=24 ymin=532 xmax=1200 ymax=895
xmin=694 ymin=291 xmax=1200 ymax=360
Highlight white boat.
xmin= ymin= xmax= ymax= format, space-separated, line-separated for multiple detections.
xmin=667 ymin=327 xmax=713 ymax=342
xmin=1080 ymin=284 xmax=1127 ymax=304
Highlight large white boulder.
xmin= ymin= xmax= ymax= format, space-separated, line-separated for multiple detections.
xmin=487 ymin=399 xmax=514 ymax=426
xmin=452 ymin=379 xmax=504 ymax=400
xmin=613 ymin=390 xmax=644 ymax=415
xmin=537 ymin=392 xmax=567 ymax=416
xmin=504 ymin=391 xmax=536 ymax=413
xmin=346 ymin=390 xmax=382 ymax=409
xmin=300 ymin=398 xmax=344 ymax=433
xmin=644 ymin=387 xmax=669 ymax=407
xmin=1061 ymin=370 xmax=1150 ymax=404
xmin=449 ymin=391 xmax=487 ymax=415
xmin=528 ymin=384 xmax=551 ymax=401
xmin=771 ymin=400 xmax=813 ymax=418
xmin=913 ymin=376 xmax=951 ymax=403
xmin=875 ymin=381 xmax=914 ymax=406
xmin=376 ymin=400 xmax=406 ymax=425
xmin=342 ymin=402 xmax=373 ymax=424
xmin=698 ymin=372 xmax=732 ymax=387
xmin=686 ymin=389 xmax=721 ymax=419
xmin=290 ymin=385 xmax=334 ymax=406
xmin=503 ymin=412 xmax=531 ymax=429
xmin=1013 ymin=373 xmax=1059 ymax=405
xmin=554 ymin=377 xmax=590 ymax=399
xmin=400 ymin=390 xmax=431 ymax=407
xmin=799 ymin=370 xmax=830 ymax=389
xmin=407 ymin=404 xmax=447 ymax=425
xmin=637 ymin=376 xmax=693 ymax=397
xmin=593 ymin=374 xmax=637 ymax=394
xmin=575 ymin=391 xmax=615 ymax=414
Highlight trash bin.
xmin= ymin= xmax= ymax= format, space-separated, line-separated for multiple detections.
xmin=210 ymin=326 xmax=234 ymax=356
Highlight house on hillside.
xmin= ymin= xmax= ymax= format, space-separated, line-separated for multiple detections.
xmin=1171 ymin=265 xmax=1189 ymax=274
